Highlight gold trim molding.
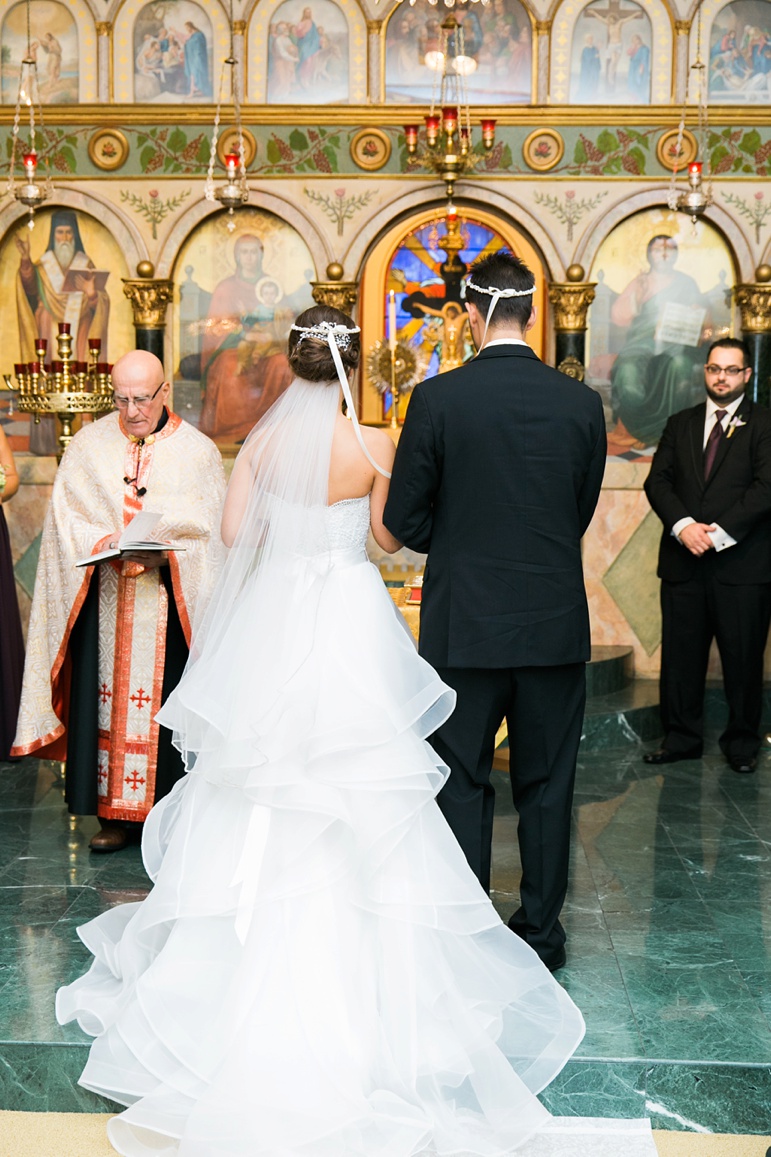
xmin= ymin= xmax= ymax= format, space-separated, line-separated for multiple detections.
xmin=1 ymin=104 xmax=768 ymax=128
xmin=548 ymin=283 xmax=597 ymax=331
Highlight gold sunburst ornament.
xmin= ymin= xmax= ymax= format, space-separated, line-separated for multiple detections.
xmin=367 ymin=338 xmax=426 ymax=395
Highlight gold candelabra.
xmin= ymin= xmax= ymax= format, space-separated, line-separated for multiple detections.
xmin=2 ymin=323 xmax=114 ymax=458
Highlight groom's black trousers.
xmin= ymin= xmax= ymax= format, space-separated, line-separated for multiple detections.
xmin=431 ymin=663 xmax=586 ymax=963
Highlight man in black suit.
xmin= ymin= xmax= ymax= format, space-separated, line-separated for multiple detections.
xmin=644 ymin=337 xmax=771 ymax=774
xmin=384 ymin=251 xmax=606 ymax=970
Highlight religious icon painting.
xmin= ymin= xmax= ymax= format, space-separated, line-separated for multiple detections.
xmin=1 ymin=0 xmax=81 ymax=104
xmin=267 ymin=0 xmax=350 ymax=104
xmin=0 ymin=206 xmax=133 ymax=453
xmin=172 ymin=208 xmax=316 ymax=451
xmin=522 ymin=128 xmax=564 ymax=171
xmin=586 ymin=208 xmax=736 ymax=461
xmin=385 ymin=0 xmax=532 ymax=104
xmin=708 ymin=0 xmax=771 ymax=103
xmin=133 ymin=0 xmax=213 ymax=103
xmin=570 ymin=0 xmax=652 ymax=104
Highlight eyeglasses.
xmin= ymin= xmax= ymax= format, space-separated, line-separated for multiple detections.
xmin=704 ymin=364 xmax=749 ymax=378
xmin=113 ymin=381 xmax=166 ymax=409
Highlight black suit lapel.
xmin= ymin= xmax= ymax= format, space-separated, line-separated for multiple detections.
xmin=690 ymin=404 xmax=706 ymax=487
xmin=704 ymin=396 xmax=753 ymax=489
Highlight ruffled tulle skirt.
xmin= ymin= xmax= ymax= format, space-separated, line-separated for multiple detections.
xmin=56 ymin=554 xmax=637 ymax=1156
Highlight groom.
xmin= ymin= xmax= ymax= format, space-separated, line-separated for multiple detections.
xmin=384 ymin=251 xmax=606 ymax=970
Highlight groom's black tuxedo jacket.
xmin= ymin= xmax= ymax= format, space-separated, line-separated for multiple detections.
xmin=644 ymin=396 xmax=771 ymax=585
xmin=384 ymin=345 xmax=607 ymax=669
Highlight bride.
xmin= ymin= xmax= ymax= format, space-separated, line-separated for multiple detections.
xmin=57 ymin=306 xmax=651 ymax=1156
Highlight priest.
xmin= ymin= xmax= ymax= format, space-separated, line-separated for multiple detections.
xmin=12 ymin=350 xmax=226 ymax=851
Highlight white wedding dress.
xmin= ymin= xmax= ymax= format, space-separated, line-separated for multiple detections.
xmin=57 ymin=378 xmax=656 ymax=1157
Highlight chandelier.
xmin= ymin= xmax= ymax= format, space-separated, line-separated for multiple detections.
xmin=668 ymin=2 xmax=711 ymax=223
xmin=204 ymin=0 xmax=248 ymax=230
xmin=403 ymin=15 xmax=495 ymax=198
xmin=4 ymin=0 xmax=52 ymax=229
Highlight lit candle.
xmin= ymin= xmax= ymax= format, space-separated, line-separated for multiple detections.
xmin=442 ymin=105 xmax=458 ymax=136
xmin=388 ymin=290 xmax=397 ymax=352
xmin=481 ymin=118 xmax=496 ymax=150
xmin=425 ymin=113 xmax=440 ymax=146
xmin=403 ymin=124 xmax=419 ymax=153
xmin=688 ymin=161 xmax=703 ymax=175
xmin=224 ymin=152 xmax=239 ymax=179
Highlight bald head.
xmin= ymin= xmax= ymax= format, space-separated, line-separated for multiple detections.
xmin=112 ymin=350 xmax=170 ymax=439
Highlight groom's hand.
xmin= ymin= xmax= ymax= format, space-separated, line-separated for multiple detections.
xmin=679 ymin=522 xmax=714 ymax=556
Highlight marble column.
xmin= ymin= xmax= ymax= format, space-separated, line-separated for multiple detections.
xmin=735 ymin=264 xmax=771 ymax=408
xmin=233 ymin=21 xmax=246 ymax=103
xmin=547 ymin=265 xmax=596 ymax=379
xmin=367 ymin=20 xmax=383 ymax=103
xmin=535 ymin=21 xmax=551 ymax=104
xmin=674 ymin=21 xmax=691 ymax=105
xmin=96 ymin=22 xmax=111 ymax=104
xmin=122 ymin=262 xmax=175 ymax=364
xmin=310 ymin=262 xmax=360 ymax=316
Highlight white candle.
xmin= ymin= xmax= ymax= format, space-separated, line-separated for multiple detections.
xmin=388 ymin=291 xmax=397 ymax=353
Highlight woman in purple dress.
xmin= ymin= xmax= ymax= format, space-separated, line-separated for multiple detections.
xmin=0 ymin=426 xmax=24 ymax=761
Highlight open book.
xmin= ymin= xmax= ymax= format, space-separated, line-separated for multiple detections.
xmin=76 ymin=511 xmax=185 ymax=567
xmin=62 ymin=269 xmax=110 ymax=293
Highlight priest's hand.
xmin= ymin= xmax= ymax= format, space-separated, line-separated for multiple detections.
xmin=121 ymin=550 xmax=169 ymax=569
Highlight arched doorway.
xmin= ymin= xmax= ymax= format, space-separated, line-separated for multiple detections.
xmin=358 ymin=205 xmax=547 ymax=424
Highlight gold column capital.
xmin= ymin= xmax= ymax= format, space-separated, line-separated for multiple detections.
xmin=674 ymin=20 xmax=691 ymax=35
xmin=535 ymin=20 xmax=551 ymax=35
xmin=311 ymin=282 xmax=359 ymax=314
xmin=122 ymin=274 xmax=175 ymax=330
xmin=95 ymin=21 xmax=112 ymax=35
xmin=735 ymin=282 xmax=771 ymax=334
xmin=366 ymin=19 xmax=383 ymax=34
xmin=311 ymin=265 xmax=359 ymax=314
xmin=548 ymin=282 xmax=597 ymax=331
xmin=233 ymin=19 xmax=247 ymax=35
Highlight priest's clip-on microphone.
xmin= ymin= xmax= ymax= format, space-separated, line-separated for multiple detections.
xmin=124 ymin=475 xmax=147 ymax=497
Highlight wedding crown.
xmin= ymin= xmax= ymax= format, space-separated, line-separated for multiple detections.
xmin=464 ymin=279 xmax=536 ymax=299
xmin=290 ymin=320 xmax=361 ymax=350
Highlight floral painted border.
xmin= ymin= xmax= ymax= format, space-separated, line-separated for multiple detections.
xmin=2 ymin=122 xmax=771 ymax=179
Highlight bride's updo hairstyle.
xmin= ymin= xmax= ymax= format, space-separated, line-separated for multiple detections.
xmin=288 ymin=305 xmax=360 ymax=383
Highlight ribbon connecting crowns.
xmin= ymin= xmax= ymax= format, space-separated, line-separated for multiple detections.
xmin=464 ymin=278 xmax=536 ymax=346
xmin=290 ymin=320 xmax=361 ymax=351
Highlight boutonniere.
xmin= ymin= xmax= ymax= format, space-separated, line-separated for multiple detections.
xmin=726 ymin=415 xmax=747 ymax=439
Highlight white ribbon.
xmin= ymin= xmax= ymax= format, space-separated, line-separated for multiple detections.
xmin=327 ymin=335 xmax=392 ymax=480
xmin=465 ymin=278 xmax=536 ymax=347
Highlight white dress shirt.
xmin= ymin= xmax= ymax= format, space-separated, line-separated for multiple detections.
xmin=482 ymin=338 xmax=531 ymax=349
xmin=671 ymin=393 xmax=745 ymax=552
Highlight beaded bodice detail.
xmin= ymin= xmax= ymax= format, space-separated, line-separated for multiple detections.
xmin=327 ymin=495 xmax=371 ymax=551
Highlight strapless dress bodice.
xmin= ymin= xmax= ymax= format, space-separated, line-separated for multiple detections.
xmin=327 ymin=495 xmax=370 ymax=552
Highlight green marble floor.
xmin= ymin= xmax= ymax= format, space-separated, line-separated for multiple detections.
xmin=0 ymin=743 xmax=770 ymax=1130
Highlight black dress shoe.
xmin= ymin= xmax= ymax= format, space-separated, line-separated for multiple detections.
xmin=542 ymin=947 xmax=567 ymax=972
xmin=729 ymin=757 xmax=757 ymax=774
xmin=642 ymin=748 xmax=701 ymax=765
